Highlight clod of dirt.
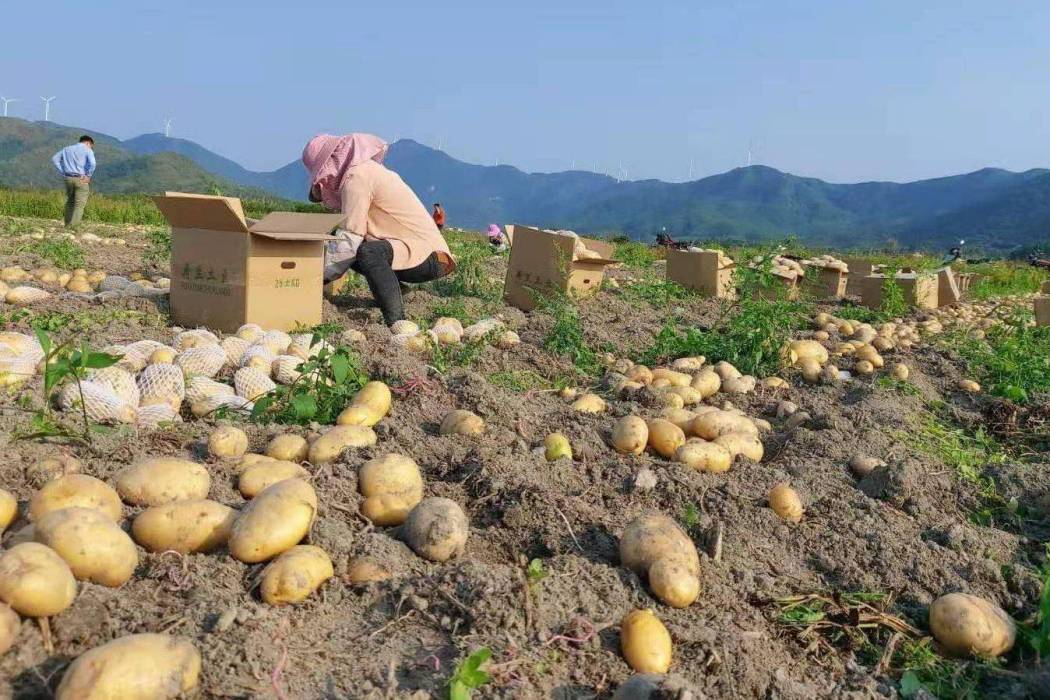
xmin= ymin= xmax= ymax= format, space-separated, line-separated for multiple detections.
xmin=612 ymin=673 xmax=704 ymax=700
xmin=858 ymin=462 xmax=917 ymax=509
xmin=634 ymin=468 xmax=658 ymax=492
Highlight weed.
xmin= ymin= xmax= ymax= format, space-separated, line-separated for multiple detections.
xmin=526 ymin=559 xmax=548 ymax=585
xmin=19 ymin=238 xmax=85 ymax=269
xmin=251 ymin=329 xmax=368 ymax=425
xmin=895 ymin=638 xmax=989 ymax=699
xmin=432 ymin=237 xmax=502 ymax=302
xmin=945 ymin=312 xmax=1050 ymax=403
xmin=430 ymin=297 xmax=473 ymax=325
xmin=681 ymin=503 xmax=700 ymax=532
xmin=541 ymin=297 xmax=602 ymax=377
xmin=966 ymin=261 xmax=1048 ymax=300
xmin=875 ymin=375 xmax=923 ymax=397
xmin=613 ymin=240 xmax=661 ymax=268
xmin=878 ymin=270 xmax=909 ymax=320
xmin=448 ymin=647 xmax=492 ymax=700
xmin=429 ymin=336 xmax=489 ymax=374
xmin=620 ymin=274 xmax=697 ymax=307
xmin=488 ymin=369 xmax=565 ymax=393
xmin=142 ymin=226 xmax=171 ymax=267
xmin=1019 ymin=555 xmax=1050 ymax=658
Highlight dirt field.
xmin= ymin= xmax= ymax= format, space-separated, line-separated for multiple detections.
xmin=0 ymin=216 xmax=1048 ymax=699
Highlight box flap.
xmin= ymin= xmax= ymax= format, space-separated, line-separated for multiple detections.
xmin=248 ymin=212 xmax=346 ymax=241
xmin=154 ymin=193 xmax=248 ymax=232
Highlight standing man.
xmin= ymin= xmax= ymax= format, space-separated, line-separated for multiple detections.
xmin=432 ymin=202 xmax=446 ymax=231
xmin=51 ymin=135 xmax=96 ymax=228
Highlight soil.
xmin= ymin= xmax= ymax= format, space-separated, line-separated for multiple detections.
xmin=0 ymin=218 xmax=1048 ymax=699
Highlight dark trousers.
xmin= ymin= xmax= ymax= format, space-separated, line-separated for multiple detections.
xmin=352 ymin=239 xmax=447 ymax=324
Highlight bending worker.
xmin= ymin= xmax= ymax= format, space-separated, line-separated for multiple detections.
xmin=302 ymin=133 xmax=455 ymax=326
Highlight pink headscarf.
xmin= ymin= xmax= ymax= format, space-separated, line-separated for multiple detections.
xmin=487 ymin=224 xmax=502 ymax=239
xmin=302 ymin=133 xmax=388 ymax=210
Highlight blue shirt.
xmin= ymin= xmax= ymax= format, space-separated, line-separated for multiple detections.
xmin=51 ymin=143 xmax=96 ymax=178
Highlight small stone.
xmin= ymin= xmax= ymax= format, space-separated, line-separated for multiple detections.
xmin=634 ymin=468 xmax=658 ymax=492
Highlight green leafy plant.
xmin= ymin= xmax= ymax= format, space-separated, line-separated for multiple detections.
xmin=681 ymin=503 xmax=700 ymax=532
xmin=613 ymin=240 xmax=661 ymax=268
xmin=894 ymin=638 xmax=988 ymax=699
xmin=541 ymin=296 xmax=602 ymax=377
xmin=1019 ymin=553 xmax=1050 ymax=658
xmin=142 ymin=226 xmax=172 ymax=267
xmin=946 ymin=312 xmax=1050 ymax=403
xmin=251 ymin=330 xmax=368 ymax=425
xmin=18 ymin=327 xmax=121 ymax=444
xmin=448 ymin=647 xmax=492 ymax=700
xmin=20 ymin=238 xmax=85 ymax=269
xmin=526 ymin=558 xmax=548 ymax=585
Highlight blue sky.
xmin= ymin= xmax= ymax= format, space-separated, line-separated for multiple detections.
xmin=3 ymin=0 xmax=1048 ymax=183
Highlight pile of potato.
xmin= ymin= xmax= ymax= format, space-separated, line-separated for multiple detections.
xmin=603 ymin=356 xmax=760 ymax=407
xmin=801 ymin=254 xmax=849 ymax=272
xmin=751 ymin=254 xmax=805 ymax=280
xmin=13 ymin=230 xmax=128 ymax=247
xmin=389 ymin=317 xmax=520 ymax=352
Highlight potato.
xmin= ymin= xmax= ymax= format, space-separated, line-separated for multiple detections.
xmin=228 ymin=478 xmax=317 ymax=563
xmin=207 ymin=426 xmax=248 ymax=459
xmin=769 ymin=483 xmax=803 ymax=523
xmin=646 ymin=419 xmax=685 ymax=459
xmin=149 ymin=347 xmax=176 ymax=364
xmin=661 ymin=408 xmax=696 ymax=433
xmin=346 ymin=556 xmax=392 ymax=585
xmin=402 ymin=497 xmax=469 ymax=562
xmin=715 ymin=432 xmax=764 ymax=462
xmin=619 ymin=514 xmax=700 ymax=577
xmin=626 ymin=365 xmax=653 ymax=384
xmin=649 ymin=556 xmax=700 ymax=608
xmin=0 ymin=603 xmax=18 ymax=656
xmin=25 ymin=453 xmax=82 ymax=487
xmin=712 ymin=361 xmax=742 ymax=381
xmin=854 ymin=360 xmax=875 ymax=376
xmin=30 ymin=474 xmax=122 ymax=522
xmin=359 ymin=454 xmax=424 ymax=526
xmin=55 ymin=633 xmax=201 ymax=700
xmin=264 ymin=434 xmax=309 ymax=462
xmin=690 ymin=368 xmax=721 ymax=398
xmin=849 ymin=454 xmax=885 ymax=478
xmin=337 ymin=381 xmax=392 ymax=426
xmin=612 ymin=416 xmax=649 ymax=455
xmin=237 ymin=452 xmax=277 ymax=471
xmin=722 ymin=375 xmax=757 ymax=394
xmin=654 ymin=391 xmax=685 ymax=410
xmin=891 ymin=363 xmax=910 ymax=381
xmin=929 ymin=593 xmax=1016 ymax=658
xmin=691 ymin=410 xmax=757 ymax=440
xmin=571 ymin=393 xmax=606 ymax=413
xmin=788 ymin=340 xmax=829 ymax=366
xmin=664 ymin=385 xmax=703 ymax=405
xmin=763 ymin=376 xmax=788 ymax=389
xmin=651 ymin=368 xmax=691 ymax=387
xmin=439 ymin=409 xmax=486 ymax=436
xmin=620 ymin=609 xmax=672 ymax=673
xmin=958 ymin=379 xmax=981 ymax=393
xmin=0 ymin=489 xmax=15 ymax=534
xmin=238 ymin=461 xmax=309 ymax=498
xmin=855 ymin=344 xmax=884 ymax=368
xmin=308 ymin=424 xmax=377 ymax=464
xmin=260 ymin=545 xmax=334 ymax=605
xmin=799 ymin=358 xmax=822 ymax=383
xmin=34 ymin=508 xmax=137 ymax=587
xmin=675 ymin=441 xmax=733 ymax=473
xmin=544 ymin=433 xmax=573 ymax=461
xmin=116 ymin=458 xmax=211 ymax=506
xmin=671 ymin=356 xmax=705 ymax=372
xmin=0 ymin=542 xmax=77 ymax=617
xmin=132 ymin=499 xmax=238 ymax=554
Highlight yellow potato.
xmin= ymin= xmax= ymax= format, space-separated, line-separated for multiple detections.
xmin=260 ymin=545 xmax=334 ymax=605
xmin=649 ymin=556 xmax=700 ymax=608
xmin=348 ymin=380 xmax=393 ymax=421
xmin=763 ymin=376 xmax=788 ymax=389
xmin=0 ymin=603 xmax=18 ymax=656
xmin=769 ymin=483 xmax=803 ymax=523
xmin=55 ymin=633 xmax=201 ymax=700
xmin=712 ymin=360 xmax=742 ymax=381
xmin=0 ymin=489 xmax=15 ymax=534
xmin=715 ymin=433 xmax=764 ymax=462
xmin=799 ymin=358 xmax=822 ymax=383
xmin=335 ymin=405 xmax=380 ymax=427
xmin=34 ymin=507 xmax=137 ymax=587
xmin=646 ymin=419 xmax=685 ymax=459
xmin=661 ymin=408 xmax=696 ymax=433
xmin=620 ymin=609 xmax=672 ymax=673
xmin=789 ymin=339 xmax=829 ymax=365
xmin=929 ymin=593 xmax=1016 ymax=658
xmin=671 ymin=356 xmax=705 ymax=372
xmin=675 ymin=441 xmax=733 ymax=473
xmin=346 ymin=556 xmax=392 ymax=585
xmin=228 ymin=478 xmax=317 ymax=563
xmin=116 ymin=458 xmax=211 ymax=506
xmin=308 ymin=424 xmax=377 ymax=464
xmin=237 ymin=453 xmax=277 ymax=471
xmin=651 ymin=368 xmax=691 ymax=387
xmin=265 ymin=434 xmax=309 ymax=462
xmin=854 ymin=360 xmax=875 ymax=376
xmin=30 ymin=474 xmax=122 ymax=522
xmin=626 ymin=365 xmax=653 ymax=384
xmin=132 ymin=499 xmax=238 ymax=554
xmin=958 ymin=379 xmax=981 ymax=393
xmin=690 ymin=369 xmax=721 ymax=398
xmin=619 ymin=514 xmax=700 ymax=577
xmin=891 ymin=363 xmax=910 ymax=381
xmin=207 ymin=426 xmax=249 ymax=459
xmin=544 ymin=433 xmax=573 ymax=461
xmin=402 ymin=497 xmax=469 ymax=562
xmin=571 ymin=393 xmax=606 ymax=413
xmin=664 ymin=385 xmax=703 ymax=405
xmin=439 ymin=409 xmax=486 ymax=436
xmin=612 ymin=416 xmax=649 ymax=455
xmin=25 ymin=453 xmax=82 ymax=487
xmin=654 ymin=391 xmax=685 ymax=410
xmin=849 ymin=454 xmax=885 ymax=478
xmin=691 ymin=410 xmax=757 ymax=440
xmin=149 ymin=347 xmax=176 ymax=364
xmin=722 ymin=375 xmax=757 ymax=394
xmin=238 ymin=461 xmax=309 ymax=498
xmin=0 ymin=542 xmax=77 ymax=617
xmin=359 ymin=454 xmax=424 ymax=526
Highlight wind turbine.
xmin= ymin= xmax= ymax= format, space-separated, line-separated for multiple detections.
xmin=688 ymin=158 xmax=694 ymax=180
xmin=746 ymin=139 xmax=760 ymax=167
xmin=40 ymin=96 xmax=56 ymax=122
xmin=0 ymin=97 xmax=19 ymax=117
xmin=163 ymin=117 xmax=174 ymax=138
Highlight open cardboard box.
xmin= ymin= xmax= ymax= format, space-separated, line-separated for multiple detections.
xmin=802 ymin=264 xmax=848 ymax=299
xmin=936 ymin=266 xmax=962 ymax=307
xmin=153 ymin=192 xmax=345 ymax=332
xmin=665 ymin=249 xmax=736 ymax=298
xmin=860 ymin=270 xmax=938 ymax=310
xmin=1036 ymin=296 xmax=1050 ymax=327
xmin=503 ymin=225 xmax=617 ymax=311
xmin=841 ymin=257 xmax=878 ymax=296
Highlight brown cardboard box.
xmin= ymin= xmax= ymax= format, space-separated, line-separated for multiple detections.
xmin=1035 ymin=296 xmax=1050 ymax=327
xmin=154 ymin=193 xmax=345 ymax=332
xmin=503 ymin=225 xmax=617 ymax=311
xmin=803 ymin=265 xmax=847 ymax=299
xmin=1041 ymin=280 xmax=1050 ymax=294
xmin=861 ymin=272 xmax=938 ymax=310
xmin=842 ymin=257 xmax=876 ymax=296
xmin=936 ymin=266 xmax=961 ymax=307
xmin=752 ymin=270 xmax=801 ymax=301
xmin=666 ymin=249 xmax=736 ymax=298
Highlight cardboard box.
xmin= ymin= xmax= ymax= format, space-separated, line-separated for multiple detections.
xmin=1035 ymin=296 xmax=1050 ymax=327
xmin=153 ymin=193 xmax=345 ymax=332
xmin=666 ymin=249 xmax=736 ymax=298
xmin=1041 ymin=280 xmax=1050 ymax=294
xmin=936 ymin=266 xmax=961 ymax=307
xmin=842 ymin=257 xmax=876 ymax=296
xmin=861 ymin=272 xmax=938 ymax=310
xmin=752 ymin=271 xmax=801 ymax=301
xmin=803 ymin=265 xmax=847 ymax=299
xmin=503 ymin=225 xmax=617 ymax=311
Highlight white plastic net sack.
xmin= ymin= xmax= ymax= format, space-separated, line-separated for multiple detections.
xmin=272 ymin=355 xmax=304 ymax=385
xmin=174 ymin=328 xmax=219 ymax=351
xmin=235 ymin=323 xmax=264 ymax=343
xmin=185 ymin=376 xmax=235 ymax=405
xmin=87 ymin=366 xmax=140 ymax=406
xmin=234 ymin=366 xmax=276 ymax=401
xmin=175 ymin=345 xmax=227 ymax=378
xmin=59 ymin=381 xmax=136 ymax=423
xmin=136 ymin=403 xmax=182 ymax=430
xmin=137 ymin=363 xmax=186 ymax=409
xmin=221 ymin=337 xmax=250 ymax=367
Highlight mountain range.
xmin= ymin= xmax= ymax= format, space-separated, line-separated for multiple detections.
xmin=2 ymin=116 xmax=1048 ymax=252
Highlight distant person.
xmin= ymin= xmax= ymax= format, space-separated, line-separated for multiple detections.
xmin=432 ymin=203 xmax=446 ymax=231
xmin=302 ymin=133 xmax=456 ymax=326
xmin=487 ymin=224 xmax=507 ymax=252
xmin=51 ymin=135 xmax=96 ymax=228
